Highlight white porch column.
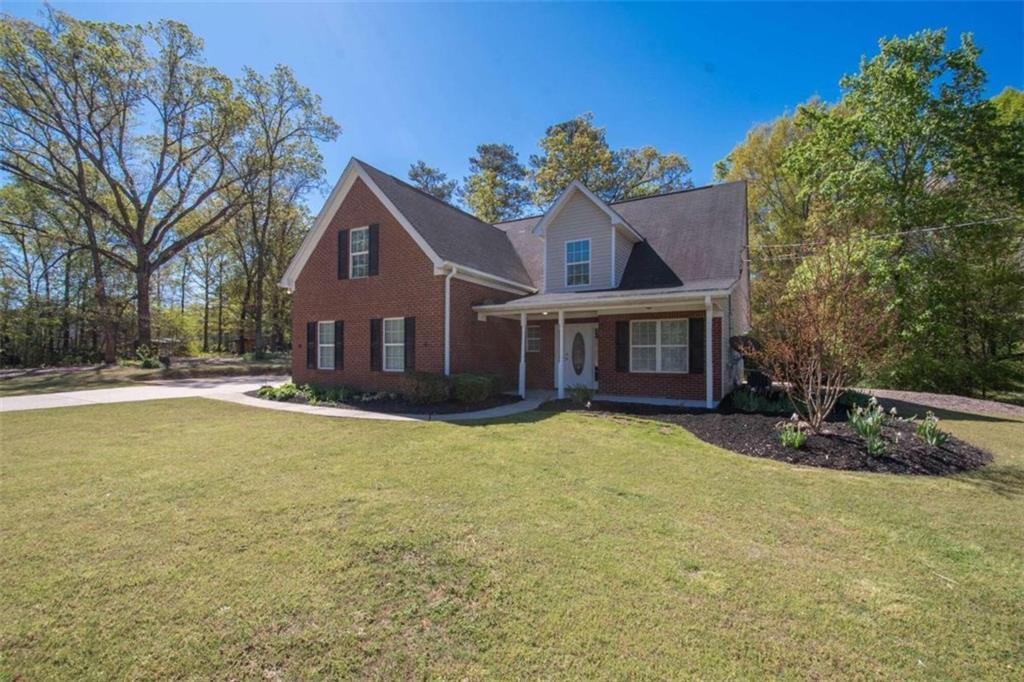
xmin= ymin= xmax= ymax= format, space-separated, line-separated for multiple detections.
xmin=557 ymin=310 xmax=566 ymax=399
xmin=518 ymin=313 xmax=527 ymax=398
xmin=705 ymin=295 xmax=714 ymax=409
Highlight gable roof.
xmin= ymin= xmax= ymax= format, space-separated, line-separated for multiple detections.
xmin=358 ymin=162 xmax=534 ymax=287
xmin=495 ymin=181 xmax=747 ymax=290
xmin=531 ymin=180 xmax=643 ymax=242
xmin=279 ymin=158 xmax=535 ymax=291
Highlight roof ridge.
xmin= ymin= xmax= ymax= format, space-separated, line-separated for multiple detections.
xmin=493 ymin=180 xmax=746 ymax=225
xmin=355 ymin=158 xmax=508 ymax=234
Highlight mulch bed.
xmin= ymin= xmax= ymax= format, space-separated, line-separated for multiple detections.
xmin=539 ymin=399 xmax=992 ymax=476
xmin=248 ymin=390 xmax=520 ymax=415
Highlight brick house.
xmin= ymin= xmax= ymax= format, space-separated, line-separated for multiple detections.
xmin=280 ymin=158 xmax=749 ymax=407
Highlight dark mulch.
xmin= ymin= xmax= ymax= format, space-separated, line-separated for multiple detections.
xmin=248 ymin=390 xmax=520 ymax=415
xmin=539 ymin=399 xmax=993 ymax=476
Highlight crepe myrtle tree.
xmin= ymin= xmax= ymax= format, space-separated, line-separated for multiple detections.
xmin=742 ymin=234 xmax=896 ymax=432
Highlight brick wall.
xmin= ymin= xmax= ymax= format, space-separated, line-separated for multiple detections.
xmin=449 ymin=279 xmax=520 ymax=388
xmin=290 ymin=177 xmax=530 ymax=393
xmin=597 ymin=311 xmax=722 ymax=401
xmin=291 ymin=178 xmax=445 ymax=392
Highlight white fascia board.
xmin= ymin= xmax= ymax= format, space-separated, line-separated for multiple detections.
xmin=278 ymin=158 xmax=444 ymax=290
xmin=473 ymin=289 xmax=734 ymax=317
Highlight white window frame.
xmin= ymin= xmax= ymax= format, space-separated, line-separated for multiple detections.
xmin=526 ymin=325 xmax=541 ymax=353
xmin=564 ymin=238 xmax=591 ymax=287
xmin=317 ymin=320 xmax=335 ymax=370
xmin=629 ymin=319 xmax=688 ymax=374
xmin=383 ymin=317 xmax=405 ymax=372
xmin=349 ymin=226 xmax=369 ymax=279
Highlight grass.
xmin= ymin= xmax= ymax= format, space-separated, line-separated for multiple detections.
xmin=0 ymin=357 xmax=289 ymax=397
xmin=2 ymin=400 xmax=1022 ymax=679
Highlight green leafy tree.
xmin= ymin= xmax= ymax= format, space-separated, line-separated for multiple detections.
xmin=461 ymin=143 xmax=531 ymax=223
xmin=408 ymin=161 xmax=457 ymax=203
xmin=529 ymin=112 xmax=691 ymax=206
xmin=777 ymin=29 xmax=1024 ymax=395
xmin=1 ymin=10 xmax=256 ymax=346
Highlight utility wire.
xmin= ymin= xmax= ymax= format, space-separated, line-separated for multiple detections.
xmin=747 ymin=215 xmax=1021 ymax=251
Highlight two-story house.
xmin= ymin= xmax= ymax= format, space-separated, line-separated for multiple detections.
xmin=279 ymin=158 xmax=749 ymax=407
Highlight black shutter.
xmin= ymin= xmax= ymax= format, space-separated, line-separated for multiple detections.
xmin=404 ymin=317 xmax=415 ymax=372
xmin=338 ymin=229 xmax=349 ymax=279
xmin=370 ymin=318 xmax=382 ymax=371
xmin=689 ymin=318 xmax=705 ymax=374
xmin=334 ymin=320 xmax=344 ymax=370
xmin=368 ymin=223 xmax=380 ymax=276
xmin=306 ymin=321 xmax=316 ymax=369
xmin=615 ymin=321 xmax=629 ymax=372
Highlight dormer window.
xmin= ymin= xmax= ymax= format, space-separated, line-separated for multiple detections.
xmin=350 ymin=227 xmax=370 ymax=279
xmin=565 ymin=239 xmax=590 ymax=287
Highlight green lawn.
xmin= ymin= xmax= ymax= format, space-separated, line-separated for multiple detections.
xmin=2 ymin=400 xmax=1022 ymax=679
xmin=0 ymin=358 xmax=289 ymax=397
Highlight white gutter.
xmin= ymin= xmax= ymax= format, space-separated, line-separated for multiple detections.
xmin=473 ymin=285 xmax=736 ymax=316
xmin=436 ymin=261 xmax=536 ymax=294
xmin=444 ymin=265 xmax=457 ymax=375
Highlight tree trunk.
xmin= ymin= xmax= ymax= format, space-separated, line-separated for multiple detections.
xmin=202 ymin=272 xmax=210 ymax=353
xmin=136 ymin=264 xmax=152 ymax=348
xmin=216 ymin=264 xmax=224 ymax=353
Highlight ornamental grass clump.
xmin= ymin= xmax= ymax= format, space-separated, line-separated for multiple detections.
xmin=916 ymin=411 xmax=950 ymax=446
xmin=849 ymin=396 xmax=887 ymax=456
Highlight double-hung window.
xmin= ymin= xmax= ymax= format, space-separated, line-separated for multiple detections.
xmin=350 ymin=227 xmax=369 ymax=279
xmin=526 ymin=325 xmax=541 ymax=353
xmin=630 ymin=319 xmax=688 ymax=373
xmin=317 ymin=321 xmax=335 ymax=370
xmin=565 ymin=239 xmax=590 ymax=287
xmin=383 ymin=317 xmax=405 ymax=372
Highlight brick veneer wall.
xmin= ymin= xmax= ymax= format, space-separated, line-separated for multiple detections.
xmin=290 ymin=177 xmax=529 ymax=393
xmin=291 ymin=178 xmax=445 ymax=391
xmin=449 ymin=278 xmax=520 ymax=388
xmin=598 ymin=311 xmax=722 ymax=401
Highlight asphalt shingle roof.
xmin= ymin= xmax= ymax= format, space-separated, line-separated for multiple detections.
xmin=360 ymin=159 xmax=746 ymax=293
xmin=359 ymin=161 xmax=534 ymax=287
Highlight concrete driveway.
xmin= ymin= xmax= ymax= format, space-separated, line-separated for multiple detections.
xmin=0 ymin=375 xmax=285 ymax=413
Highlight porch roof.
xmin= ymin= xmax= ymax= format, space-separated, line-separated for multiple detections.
xmin=473 ymin=277 xmax=736 ymax=317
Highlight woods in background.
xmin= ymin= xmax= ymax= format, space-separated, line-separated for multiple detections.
xmin=2 ymin=12 xmax=1021 ymax=402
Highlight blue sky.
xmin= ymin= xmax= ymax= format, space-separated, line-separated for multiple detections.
xmin=7 ymin=2 xmax=1023 ymax=208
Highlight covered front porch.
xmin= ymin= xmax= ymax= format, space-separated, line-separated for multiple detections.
xmin=474 ymin=283 xmax=734 ymax=409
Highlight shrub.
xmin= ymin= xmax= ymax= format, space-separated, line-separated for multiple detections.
xmin=849 ymin=396 xmax=887 ymax=456
xmin=566 ymin=384 xmax=595 ymax=406
xmin=305 ymin=384 xmax=356 ymax=404
xmin=451 ymin=373 xmax=502 ymax=403
xmin=729 ymin=385 xmax=793 ymax=414
xmin=915 ymin=411 xmax=949 ymax=446
xmin=257 ymin=382 xmax=302 ymax=401
xmin=136 ymin=345 xmax=161 ymax=369
xmin=779 ymin=416 xmax=807 ymax=449
xmin=406 ymin=372 xmax=451 ymax=404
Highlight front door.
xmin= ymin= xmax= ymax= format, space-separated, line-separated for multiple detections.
xmin=561 ymin=323 xmax=598 ymax=390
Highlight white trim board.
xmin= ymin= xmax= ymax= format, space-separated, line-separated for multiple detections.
xmin=278 ymin=159 xmax=535 ymax=294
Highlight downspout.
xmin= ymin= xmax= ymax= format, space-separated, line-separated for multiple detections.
xmin=444 ymin=265 xmax=457 ymax=376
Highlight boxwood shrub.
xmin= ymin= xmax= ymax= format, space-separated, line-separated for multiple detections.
xmin=451 ymin=373 xmax=502 ymax=403
xmin=406 ymin=372 xmax=451 ymax=404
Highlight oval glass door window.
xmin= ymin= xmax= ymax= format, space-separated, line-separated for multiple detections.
xmin=571 ymin=332 xmax=585 ymax=375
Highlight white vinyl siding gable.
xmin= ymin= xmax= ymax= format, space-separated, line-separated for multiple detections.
xmin=544 ymin=192 xmax=612 ymax=292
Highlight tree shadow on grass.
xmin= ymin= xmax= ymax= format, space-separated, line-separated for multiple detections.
xmin=955 ymin=465 xmax=1024 ymax=498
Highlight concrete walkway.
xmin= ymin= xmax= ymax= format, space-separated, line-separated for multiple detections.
xmin=0 ymin=376 xmax=549 ymax=422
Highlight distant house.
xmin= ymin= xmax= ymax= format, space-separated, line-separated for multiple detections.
xmin=279 ymin=158 xmax=749 ymax=407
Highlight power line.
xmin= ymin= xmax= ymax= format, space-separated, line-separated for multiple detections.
xmin=747 ymin=216 xmax=1021 ymax=251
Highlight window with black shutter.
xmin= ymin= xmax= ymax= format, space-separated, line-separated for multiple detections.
xmin=306 ymin=321 xmax=316 ymax=369
xmin=334 ymin=320 xmax=344 ymax=370
xmin=370 ymin=318 xmax=382 ymax=371
xmin=404 ymin=317 xmax=415 ymax=372
xmin=615 ymin=321 xmax=629 ymax=372
xmin=368 ymin=223 xmax=380 ymax=276
xmin=689 ymin=318 xmax=705 ymax=374
xmin=337 ymin=229 xmax=349 ymax=279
